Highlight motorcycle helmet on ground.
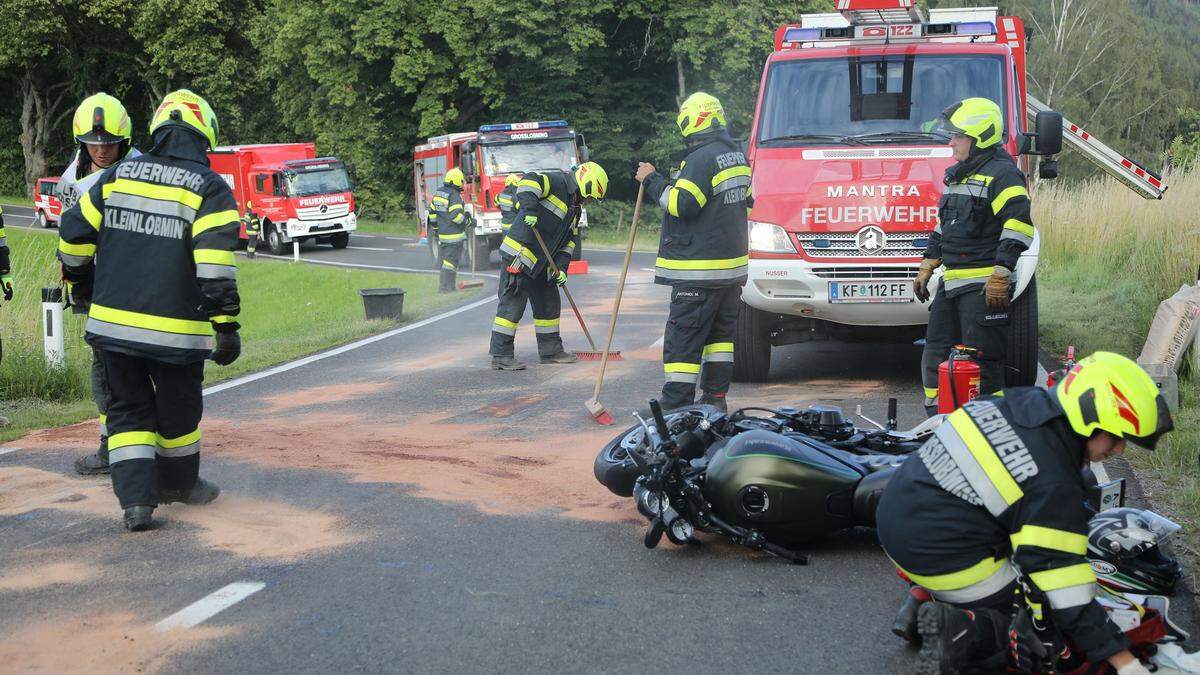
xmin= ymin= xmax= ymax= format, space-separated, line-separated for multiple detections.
xmin=1088 ymin=507 xmax=1183 ymax=595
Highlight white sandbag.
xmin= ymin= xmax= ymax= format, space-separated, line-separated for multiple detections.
xmin=1138 ymin=284 xmax=1200 ymax=373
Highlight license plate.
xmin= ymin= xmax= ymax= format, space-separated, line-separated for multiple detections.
xmin=828 ymin=281 xmax=913 ymax=304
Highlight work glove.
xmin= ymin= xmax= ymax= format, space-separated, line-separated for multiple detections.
xmin=66 ymin=280 xmax=92 ymax=310
xmin=984 ymin=265 xmax=1012 ymax=312
xmin=549 ymin=269 xmax=567 ymax=287
xmin=1008 ymin=608 xmax=1050 ymax=673
xmin=523 ymin=214 xmax=537 ymax=228
xmin=913 ymin=258 xmax=940 ymax=304
xmin=210 ymin=330 xmax=241 ymax=366
xmin=0 ymin=275 xmax=11 ymax=302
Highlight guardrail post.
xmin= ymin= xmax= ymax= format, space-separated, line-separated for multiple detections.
xmin=41 ymin=287 xmax=65 ymax=368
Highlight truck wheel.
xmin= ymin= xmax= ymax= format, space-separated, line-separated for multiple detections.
xmin=732 ymin=303 xmax=772 ymax=382
xmin=1004 ymin=275 xmax=1039 ymax=387
xmin=36 ymin=211 xmax=49 ymax=228
xmin=330 ymin=231 xmax=350 ymax=249
xmin=266 ymin=221 xmax=286 ymax=256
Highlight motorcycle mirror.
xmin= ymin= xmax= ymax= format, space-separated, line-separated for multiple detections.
xmin=644 ymin=518 xmax=665 ymax=549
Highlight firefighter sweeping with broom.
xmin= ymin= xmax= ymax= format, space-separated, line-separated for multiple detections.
xmin=489 ymin=162 xmax=608 ymax=370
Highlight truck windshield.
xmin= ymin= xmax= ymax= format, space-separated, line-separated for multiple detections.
xmin=758 ymin=54 xmax=1007 ymax=145
xmin=480 ymin=140 xmax=578 ymax=174
xmin=286 ymin=168 xmax=351 ymax=196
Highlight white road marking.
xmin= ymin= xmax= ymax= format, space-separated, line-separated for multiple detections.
xmin=347 ymin=245 xmax=392 ymax=252
xmin=651 ymin=336 xmax=664 ymax=348
xmin=0 ymin=447 xmax=21 ymax=456
xmin=155 ymin=582 xmax=265 ymax=631
xmin=384 ymin=236 xmax=411 ymax=242
xmin=203 ymin=295 xmax=498 ymax=397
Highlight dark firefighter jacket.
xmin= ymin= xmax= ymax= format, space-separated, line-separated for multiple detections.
xmin=500 ymin=170 xmax=578 ymax=278
xmin=428 ymin=183 xmax=470 ymax=243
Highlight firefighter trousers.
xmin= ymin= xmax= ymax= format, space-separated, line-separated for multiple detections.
xmin=661 ymin=286 xmax=741 ymax=411
xmin=97 ymin=349 xmax=204 ymax=509
xmin=489 ymin=266 xmax=563 ymax=357
xmin=439 ymin=239 xmax=464 ymax=292
xmin=92 ymin=347 xmax=111 ymax=441
xmin=921 ymin=286 xmax=1008 ymax=401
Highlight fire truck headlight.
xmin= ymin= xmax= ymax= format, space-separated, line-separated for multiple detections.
xmin=749 ymin=220 xmax=796 ymax=253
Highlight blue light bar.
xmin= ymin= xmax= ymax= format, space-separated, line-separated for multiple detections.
xmin=956 ymin=21 xmax=996 ymax=36
xmin=479 ymin=120 xmax=569 ymax=133
xmin=783 ymin=27 xmax=822 ymax=42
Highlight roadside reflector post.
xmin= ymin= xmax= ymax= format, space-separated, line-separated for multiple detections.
xmin=293 ymin=239 xmax=299 ymax=262
xmin=41 ymin=287 xmax=65 ymax=368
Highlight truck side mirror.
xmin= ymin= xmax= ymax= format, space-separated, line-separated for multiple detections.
xmin=579 ymin=144 xmax=590 ymax=163
xmin=1035 ymin=110 xmax=1063 ymax=156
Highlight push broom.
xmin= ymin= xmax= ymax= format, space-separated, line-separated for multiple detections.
xmin=528 ymin=225 xmax=619 ymax=362
xmin=586 ymin=183 xmax=644 ymax=425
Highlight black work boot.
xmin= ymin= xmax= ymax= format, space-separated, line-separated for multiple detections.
xmin=893 ymin=592 xmax=926 ymax=643
xmin=698 ymin=392 xmax=729 ymax=413
xmin=915 ymin=602 xmax=977 ymax=675
xmin=74 ymin=437 xmax=110 ymax=475
xmin=539 ymin=351 xmax=578 ymax=364
xmin=491 ymin=355 xmax=527 ymax=371
xmin=123 ymin=505 xmax=155 ymax=531
xmin=159 ymin=478 xmax=221 ymax=505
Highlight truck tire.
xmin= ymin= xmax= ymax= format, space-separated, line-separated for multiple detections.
xmin=427 ymin=233 xmax=440 ymax=267
xmin=1004 ymin=275 xmax=1039 ymax=387
xmin=266 ymin=221 xmax=286 ymax=256
xmin=36 ymin=211 xmax=50 ymax=228
xmin=330 ymin=231 xmax=350 ymax=249
xmin=732 ymin=303 xmax=772 ymax=382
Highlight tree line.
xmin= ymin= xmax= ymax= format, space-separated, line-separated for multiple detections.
xmin=2 ymin=0 xmax=1197 ymax=217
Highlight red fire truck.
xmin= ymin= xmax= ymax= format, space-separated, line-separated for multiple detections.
xmin=33 ymin=176 xmax=62 ymax=228
xmin=208 ymin=143 xmax=357 ymax=255
xmin=413 ymin=120 xmax=590 ymax=266
xmin=737 ymin=0 xmax=1165 ymax=384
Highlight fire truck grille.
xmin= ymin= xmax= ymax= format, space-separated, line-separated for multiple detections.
xmin=796 ymin=232 xmax=927 ymax=258
xmin=811 ymin=266 xmax=920 ymax=280
xmin=297 ymin=203 xmax=351 ymax=220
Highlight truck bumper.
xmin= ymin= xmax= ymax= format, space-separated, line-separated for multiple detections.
xmin=742 ymin=258 xmax=929 ymax=327
xmin=282 ymin=212 xmax=357 ymax=242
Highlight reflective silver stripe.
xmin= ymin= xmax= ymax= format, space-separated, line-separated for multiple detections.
xmin=500 ymin=242 xmax=535 ymax=267
xmin=492 ymin=320 xmax=517 ymax=336
xmin=943 ymin=183 xmax=988 ymax=198
xmin=933 ymin=222 xmax=942 ymax=234
xmin=59 ymin=253 xmax=93 ymax=266
xmin=534 ymin=324 xmax=559 ymax=334
xmin=934 ymin=423 xmax=1010 ymax=517
xmin=701 ymin=352 xmax=734 ymax=363
xmin=658 ymin=189 xmax=671 ymax=210
xmin=1044 ymin=583 xmax=1097 ymax=610
xmin=539 ymin=198 xmax=566 ymax=219
xmin=943 ymin=276 xmax=988 ymax=292
xmin=929 ymin=561 xmax=1018 ymax=604
xmin=98 ymin=421 xmax=108 ymax=436
xmin=109 ymin=444 xmax=156 ymax=463
xmin=106 ymin=192 xmax=197 ymax=221
xmin=665 ymin=372 xmax=699 ymax=384
xmin=0 ymin=234 xmax=7 ymax=246
xmin=86 ymin=317 xmax=212 ymax=351
xmin=196 ymin=263 xmax=237 ymax=280
xmin=999 ymin=230 xmax=1034 ymax=247
xmin=515 ymin=185 xmax=540 ymax=196
xmin=655 ymin=266 xmax=748 ymax=282
xmin=158 ymin=442 xmax=199 ymax=458
xmin=713 ymin=175 xmax=751 ymax=194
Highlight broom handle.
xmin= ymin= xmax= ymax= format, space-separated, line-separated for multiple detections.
xmin=593 ymin=183 xmax=644 ymax=402
xmin=530 ymin=225 xmax=598 ymax=351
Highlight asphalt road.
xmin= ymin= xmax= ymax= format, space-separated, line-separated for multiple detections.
xmin=0 ymin=208 xmax=1193 ymax=672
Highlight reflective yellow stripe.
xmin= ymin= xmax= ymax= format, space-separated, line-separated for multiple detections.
xmin=943 ymin=266 xmax=994 ymax=281
xmin=1029 ymin=564 xmax=1096 ymax=591
xmin=449 ymin=203 xmax=463 ymax=211
xmin=1002 ymin=219 xmax=1034 ymax=237
xmin=991 ymin=185 xmax=1029 ymax=214
xmin=494 ymin=317 xmax=518 ymax=330
xmin=89 ymin=303 xmax=211 ymax=335
xmin=158 ymin=429 xmax=201 ymax=448
xmin=664 ymin=362 xmax=701 ymax=374
xmin=534 ymin=318 xmax=559 ymax=327
xmin=109 ymin=430 xmax=159 ymax=449
xmin=897 ymin=556 xmax=1007 ymax=592
xmin=79 ymin=192 xmax=102 ymax=230
xmin=59 ymin=240 xmax=96 ymax=256
xmin=211 ymin=315 xmax=236 ymax=325
xmin=655 ymin=255 xmax=749 ymax=270
xmin=193 ymin=210 xmax=239 ymax=237
xmin=1011 ymin=525 xmax=1088 ymax=555
xmin=967 ymin=173 xmax=994 ymax=186
xmin=103 ymin=178 xmax=203 ymax=211
xmin=702 ymin=342 xmax=734 ymax=355
xmin=948 ymin=411 xmax=1023 ymax=505
xmin=194 ymin=249 xmax=236 ymax=266
xmin=518 ymin=178 xmax=544 ymax=194
xmin=674 ymin=179 xmax=707 ymax=209
xmin=439 ymin=232 xmax=467 ymax=242
xmin=711 ymin=166 xmax=751 ymax=188
xmin=924 ymin=387 xmax=940 ymax=399
xmin=546 ymin=194 xmax=567 ymax=214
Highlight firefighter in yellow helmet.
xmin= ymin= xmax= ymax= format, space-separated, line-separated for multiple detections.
xmin=490 ymin=161 xmax=607 ymax=369
xmin=59 ymin=89 xmax=241 ymax=531
xmin=243 ymin=200 xmax=261 ymax=258
xmin=428 ymin=167 xmax=473 ymax=292
xmin=878 ymin=352 xmax=1169 ymax=673
xmin=635 ymin=92 xmax=751 ymax=412
xmin=63 ymin=93 xmax=144 ymax=477
xmin=917 ymin=97 xmax=1035 ymax=414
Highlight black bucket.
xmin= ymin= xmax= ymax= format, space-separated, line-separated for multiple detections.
xmin=359 ymin=288 xmax=405 ymax=321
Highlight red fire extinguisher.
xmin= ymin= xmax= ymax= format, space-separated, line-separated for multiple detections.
xmin=1045 ymin=345 xmax=1077 ymax=388
xmin=938 ymin=345 xmax=981 ymax=414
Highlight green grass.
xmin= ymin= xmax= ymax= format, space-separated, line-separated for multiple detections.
xmin=0 ymin=193 xmax=33 ymax=207
xmin=0 ymin=228 xmax=480 ymax=442
xmin=355 ymin=217 xmax=419 ymax=236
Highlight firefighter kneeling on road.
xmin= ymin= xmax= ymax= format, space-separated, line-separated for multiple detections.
xmin=428 ymin=167 xmax=473 ymax=292
xmin=917 ymin=97 xmax=1034 ymax=414
xmin=58 ymin=89 xmax=242 ymax=532
xmin=243 ymin=200 xmax=261 ymax=258
xmin=636 ymin=92 xmax=751 ymax=413
xmin=877 ymin=352 xmax=1171 ymax=674
xmin=489 ymin=162 xmax=607 ymax=370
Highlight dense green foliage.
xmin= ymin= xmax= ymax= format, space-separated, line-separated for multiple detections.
xmin=2 ymin=0 xmax=1198 ymax=214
